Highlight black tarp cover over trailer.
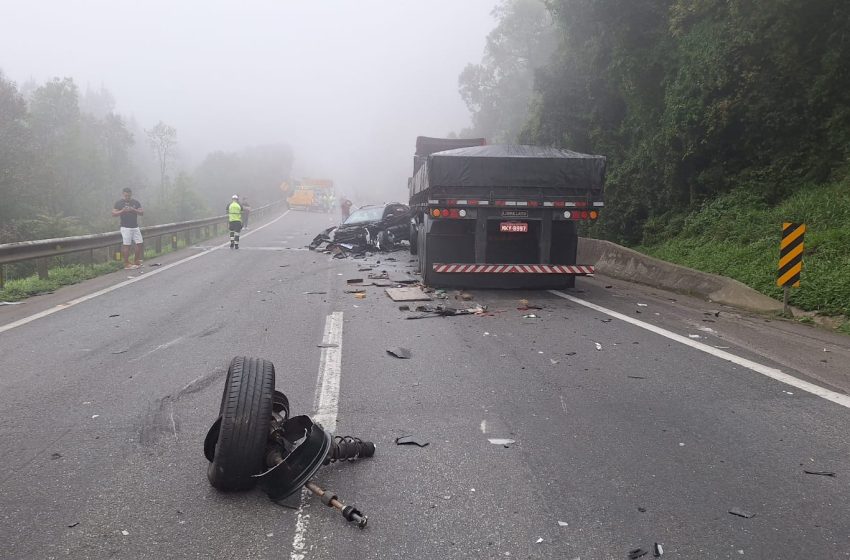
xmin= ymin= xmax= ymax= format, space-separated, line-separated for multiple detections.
xmin=411 ymin=144 xmax=606 ymax=195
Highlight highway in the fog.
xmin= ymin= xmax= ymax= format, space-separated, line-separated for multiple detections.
xmin=1 ymin=209 xmax=849 ymax=560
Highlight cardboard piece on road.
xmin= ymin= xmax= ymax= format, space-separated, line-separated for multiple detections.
xmin=386 ymin=287 xmax=432 ymax=302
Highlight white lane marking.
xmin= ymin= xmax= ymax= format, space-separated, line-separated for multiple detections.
xmin=290 ymin=311 xmax=343 ymax=560
xmin=0 ymin=210 xmax=290 ymax=334
xmin=549 ymin=290 xmax=850 ymax=409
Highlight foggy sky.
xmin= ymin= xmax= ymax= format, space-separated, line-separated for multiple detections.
xmin=0 ymin=0 xmax=500 ymax=203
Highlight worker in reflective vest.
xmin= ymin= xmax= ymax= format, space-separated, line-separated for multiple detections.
xmin=227 ymin=195 xmax=243 ymax=249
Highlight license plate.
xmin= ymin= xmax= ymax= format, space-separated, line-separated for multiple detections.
xmin=500 ymin=221 xmax=528 ymax=233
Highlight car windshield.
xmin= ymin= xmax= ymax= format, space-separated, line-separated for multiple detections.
xmin=344 ymin=207 xmax=385 ymax=224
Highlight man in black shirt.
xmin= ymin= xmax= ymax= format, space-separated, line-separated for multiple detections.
xmin=112 ymin=187 xmax=144 ymax=269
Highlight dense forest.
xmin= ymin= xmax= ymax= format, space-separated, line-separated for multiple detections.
xmin=0 ymin=73 xmax=292 ymax=243
xmin=461 ymin=0 xmax=850 ymax=245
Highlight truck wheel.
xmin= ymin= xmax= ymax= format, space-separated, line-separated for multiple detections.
xmin=409 ymin=222 xmax=418 ymax=255
xmin=207 ymin=356 xmax=275 ymax=491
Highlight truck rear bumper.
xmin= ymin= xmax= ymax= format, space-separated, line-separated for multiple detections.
xmin=432 ymin=264 xmax=594 ymax=275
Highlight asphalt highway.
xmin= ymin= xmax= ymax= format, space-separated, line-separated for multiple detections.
xmin=1 ymin=209 xmax=848 ymax=559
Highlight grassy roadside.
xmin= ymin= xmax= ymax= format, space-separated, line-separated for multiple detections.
xmin=0 ymin=236 xmax=208 ymax=302
xmin=635 ymin=179 xmax=850 ymax=333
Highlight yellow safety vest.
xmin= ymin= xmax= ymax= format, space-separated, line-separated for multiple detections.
xmin=228 ymin=202 xmax=242 ymax=222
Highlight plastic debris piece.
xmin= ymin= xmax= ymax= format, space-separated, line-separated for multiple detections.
xmin=594 ymin=342 xmax=602 ymax=350
xmin=536 ymin=538 xmax=543 ymax=543
xmin=354 ymin=293 xmax=366 ymax=299
xmin=386 ymin=347 xmax=412 ymax=359
xmin=395 ymin=435 xmax=429 ymax=447
xmin=629 ymin=548 xmax=648 ymax=559
xmin=523 ymin=314 xmax=540 ymax=319
xmin=67 ymin=522 xmax=79 ymax=528
xmin=91 ymin=415 xmax=99 ymax=419
xmin=488 ymin=438 xmax=515 ymax=445
xmin=558 ymin=521 xmax=568 ymax=527
xmin=550 ymin=359 xmax=560 ymax=365
xmin=317 ymin=343 xmax=339 ymax=348
xmin=653 ymin=543 xmax=664 ymax=557
xmin=688 ymin=334 xmax=701 ymax=339
xmin=636 ymin=303 xmax=648 ymax=307
xmin=121 ymin=530 xmax=129 ymax=536
xmin=729 ymin=508 xmax=755 ymax=518
xmin=803 ymin=470 xmax=836 ymax=477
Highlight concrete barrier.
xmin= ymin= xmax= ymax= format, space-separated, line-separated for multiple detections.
xmin=578 ymin=238 xmax=783 ymax=313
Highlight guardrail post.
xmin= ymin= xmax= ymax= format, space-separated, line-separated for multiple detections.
xmin=171 ymin=235 xmax=177 ymax=251
xmin=37 ymin=258 xmax=49 ymax=280
xmin=185 ymin=229 xmax=192 ymax=247
xmin=88 ymin=249 xmax=94 ymax=268
xmin=0 ymin=264 xmax=5 ymax=289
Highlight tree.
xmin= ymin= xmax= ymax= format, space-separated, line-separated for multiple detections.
xmin=458 ymin=0 xmax=557 ymax=142
xmin=146 ymin=121 xmax=177 ymax=201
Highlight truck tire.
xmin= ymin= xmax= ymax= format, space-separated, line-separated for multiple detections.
xmin=207 ymin=356 xmax=275 ymax=491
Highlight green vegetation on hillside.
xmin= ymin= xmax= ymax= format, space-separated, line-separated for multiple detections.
xmin=638 ymin=180 xmax=850 ymax=317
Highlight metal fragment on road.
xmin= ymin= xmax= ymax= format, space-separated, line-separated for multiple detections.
xmin=347 ymin=278 xmax=363 ymax=284
xmin=386 ymin=347 xmax=411 ymax=359
xmin=594 ymin=342 xmax=602 ymax=350
xmin=317 ymin=343 xmax=339 ymax=348
xmin=653 ymin=542 xmax=664 ymax=557
xmin=303 ymin=291 xmax=327 ymax=295
xmin=729 ymin=507 xmax=755 ymax=518
xmin=803 ymin=470 xmax=836 ymax=477
xmin=395 ymin=435 xmax=429 ymax=447
xmin=488 ymin=438 xmax=515 ymax=446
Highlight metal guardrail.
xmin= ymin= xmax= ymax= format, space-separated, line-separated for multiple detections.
xmin=0 ymin=201 xmax=285 ymax=288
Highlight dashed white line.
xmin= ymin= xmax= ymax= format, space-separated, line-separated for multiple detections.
xmin=290 ymin=311 xmax=344 ymax=560
xmin=0 ymin=210 xmax=290 ymax=335
xmin=549 ymin=290 xmax=850 ymax=410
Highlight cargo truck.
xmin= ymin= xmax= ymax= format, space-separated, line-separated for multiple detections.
xmin=408 ymin=137 xmax=605 ymax=289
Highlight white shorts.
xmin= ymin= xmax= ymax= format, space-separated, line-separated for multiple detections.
xmin=120 ymin=227 xmax=143 ymax=245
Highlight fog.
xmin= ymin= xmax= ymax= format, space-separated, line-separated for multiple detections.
xmin=1 ymin=0 xmax=499 ymax=204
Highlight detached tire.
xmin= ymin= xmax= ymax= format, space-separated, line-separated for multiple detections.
xmin=207 ymin=356 xmax=275 ymax=491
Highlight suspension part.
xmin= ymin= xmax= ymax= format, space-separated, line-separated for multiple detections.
xmin=323 ymin=435 xmax=376 ymax=464
xmin=306 ymin=481 xmax=368 ymax=528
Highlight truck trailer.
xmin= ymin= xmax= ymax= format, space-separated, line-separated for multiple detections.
xmin=408 ymin=138 xmax=605 ymax=289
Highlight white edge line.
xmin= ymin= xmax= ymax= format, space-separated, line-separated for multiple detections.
xmin=549 ymin=290 xmax=850 ymax=410
xmin=0 ymin=210 xmax=290 ymax=335
xmin=290 ymin=311 xmax=344 ymax=560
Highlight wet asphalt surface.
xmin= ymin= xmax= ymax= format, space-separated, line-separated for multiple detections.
xmin=1 ymin=209 xmax=849 ymax=559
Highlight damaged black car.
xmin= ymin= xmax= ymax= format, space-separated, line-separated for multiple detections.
xmin=310 ymin=203 xmax=412 ymax=255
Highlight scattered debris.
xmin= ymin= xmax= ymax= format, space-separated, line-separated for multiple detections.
xmin=628 ymin=376 xmax=646 ymax=379
xmin=803 ymin=470 xmax=836 ymax=477
xmin=386 ymin=287 xmax=432 ymax=302
xmin=354 ymin=293 xmax=366 ymax=299
xmin=728 ymin=507 xmax=755 ymax=519
xmin=358 ymin=267 xmax=373 ymax=272
xmin=550 ymin=359 xmax=560 ymax=365
xmin=386 ymin=347 xmax=412 ymax=359
xmin=67 ymin=522 xmax=79 ymax=528
xmin=629 ymin=548 xmax=648 ymax=559
xmin=636 ymin=303 xmax=648 ymax=307
xmin=653 ymin=542 xmax=664 ymax=557
xmin=368 ymin=272 xmax=389 ymax=280
xmin=303 ymin=291 xmax=327 ymax=295
xmin=395 ymin=435 xmax=429 ymax=447
xmin=398 ymin=305 xmax=410 ymax=311
xmin=345 ymin=289 xmax=366 ymax=294
xmin=121 ymin=530 xmax=129 ymax=536
xmin=536 ymin=538 xmax=543 ymax=543
xmin=688 ymin=334 xmax=701 ymax=339
xmin=347 ymin=278 xmax=364 ymax=284
xmin=110 ymin=349 xmax=128 ymax=355
xmin=600 ymin=318 xmax=612 ymax=323
xmin=109 ymin=314 xmax=120 ymax=318
xmin=149 ymin=262 xmax=162 ymax=267
xmin=523 ymin=314 xmax=540 ymax=319
xmin=488 ymin=438 xmax=515 ymax=446
xmin=565 ymin=351 xmax=577 ymax=356
xmin=605 ymin=285 xmax=613 ymax=289
xmin=91 ymin=415 xmax=99 ymax=419
xmin=594 ymin=342 xmax=602 ymax=350
xmin=51 ymin=453 xmax=62 ymax=459
xmin=558 ymin=521 xmax=569 ymax=527
xmin=406 ymin=304 xmax=487 ymax=319
xmin=637 ymin=507 xmax=647 ymax=513
xmin=317 ymin=343 xmax=339 ymax=349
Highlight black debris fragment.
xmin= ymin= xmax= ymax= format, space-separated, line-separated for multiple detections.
xmin=317 ymin=343 xmax=339 ymax=349
xmin=395 ymin=435 xmax=429 ymax=447
xmin=637 ymin=507 xmax=647 ymax=512
xmin=629 ymin=548 xmax=648 ymax=559
xmin=67 ymin=522 xmax=79 ymax=528
xmin=804 ymin=470 xmax=836 ymax=477
xmin=347 ymin=278 xmax=364 ymax=284
xmin=398 ymin=305 xmax=410 ymax=311
xmin=51 ymin=453 xmax=62 ymax=460
xmin=109 ymin=314 xmax=120 ymax=318
xmin=304 ymin=291 xmax=327 ymax=295
xmin=729 ymin=507 xmax=755 ymax=518
xmin=149 ymin=262 xmax=162 ymax=267
xmin=628 ymin=376 xmax=646 ymax=379
xmin=386 ymin=347 xmax=412 ymax=359
xmin=601 ymin=318 xmax=612 ymax=323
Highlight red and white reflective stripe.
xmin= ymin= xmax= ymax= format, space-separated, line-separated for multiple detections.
xmin=430 ymin=200 xmax=600 ymax=208
xmin=432 ymin=264 xmax=595 ymax=274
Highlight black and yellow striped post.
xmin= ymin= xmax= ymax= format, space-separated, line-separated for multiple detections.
xmin=777 ymin=222 xmax=805 ymax=315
